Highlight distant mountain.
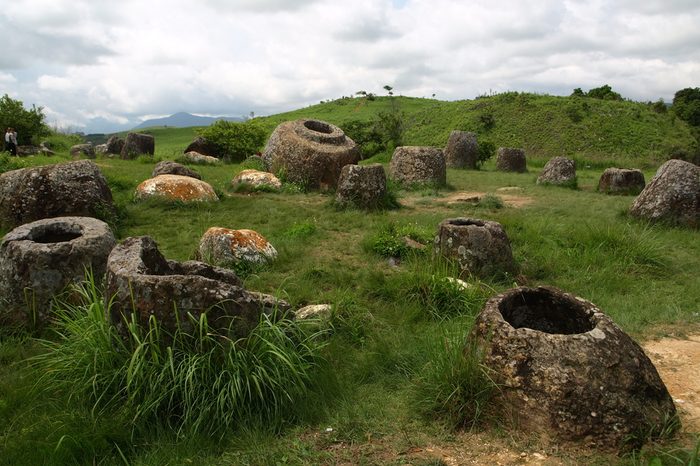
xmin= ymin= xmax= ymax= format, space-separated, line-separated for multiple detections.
xmin=134 ymin=112 xmax=245 ymax=129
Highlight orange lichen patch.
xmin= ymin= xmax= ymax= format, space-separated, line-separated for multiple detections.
xmin=231 ymin=170 xmax=282 ymax=190
xmin=199 ymin=227 xmax=277 ymax=265
xmin=135 ymin=175 xmax=218 ymax=202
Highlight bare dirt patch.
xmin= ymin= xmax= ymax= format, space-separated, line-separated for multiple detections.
xmin=441 ymin=191 xmax=534 ymax=208
xmin=644 ymin=334 xmax=700 ymax=432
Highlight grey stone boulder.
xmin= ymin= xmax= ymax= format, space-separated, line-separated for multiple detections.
xmin=470 ymin=286 xmax=677 ymax=448
xmin=389 ymin=146 xmax=446 ymax=187
xmin=629 ymin=159 xmax=699 ymax=227
xmin=184 ymin=136 xmax=223 ymax=159
xmin=335 ymin=164 xmax=387 ymax=209
xmin=262 ymin=119 xmax=361 ymax=190
xmin=496 ymin=147 xmax=527 ymax=173
xmin=70 ymin=143 xmax=95 ymax=159
xmin=537 ymin=157 xmax=576 ymax=186
xmin=120 ymin=132 xmax=155 ymax=159
xmin=598 ymin=168 xmax=645 ymax=195
xmin=95 ymin=144 xmax=108 ymax=155
xmin=152 ymin=161 xmax=201 ymax=180
xmin=105 ymin=236 xmax=288 ymax=339
xmin=0 ymin=160 xmax=116 ymax=229
xmin=445 ymin=131 xmax=478 ymax=169
xmin=0 ymin=216 xmax=115 ymax=329
xmin=183 ymin=151 xmax=220 ymax=165
xmin=434 ymin=217 xmax=516 ymax=279
xmin=105 ymin=135 xmax=125 ymax=155
xmin=231 ymin=170 xmax=282 ymax=192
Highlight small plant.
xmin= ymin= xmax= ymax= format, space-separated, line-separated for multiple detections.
xmin=283 ymin=221 xmax=317 ymax=239
xmin=240 ymin=155 xmax=267 ymax=171
xmin=363 ymin=222 xmax=432 ymax=259
xmin=477 ymin=194 xmax=504 ymax=209
xmin=476 ymin=140 xmax=496 ymax=168
xmin=479 ymin=112 xmax=496 ymax=131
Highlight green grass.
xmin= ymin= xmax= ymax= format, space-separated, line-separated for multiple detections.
xmin=0 ymin=101 xmax=699 ymax=464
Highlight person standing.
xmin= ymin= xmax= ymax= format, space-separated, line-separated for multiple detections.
xmin=5 ymin=127 xmax=17 ymax=155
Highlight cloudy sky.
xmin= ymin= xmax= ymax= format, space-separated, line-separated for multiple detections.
xmin=1 ymin=0 xmax=699 ymax=133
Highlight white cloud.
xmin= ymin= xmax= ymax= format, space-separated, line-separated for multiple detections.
xmin=1 ymin=0 xmax=698 ymax=132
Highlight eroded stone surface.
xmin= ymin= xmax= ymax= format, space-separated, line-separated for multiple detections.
xmin=434 ymin=217 xmax=516 ymax=278
xmin=197 ymin=227 xmax=277 ymax=267
xmin=496 ymin=147 xmax=527 ymax=173
xmin=135 ymin=174 xmax=218 ymax=203
xmin=105 ymin=236 xmax=287 ymax=339
xmin=470 ymin=286 xmax=677 ymax=449
xmin=629 ymin=159 xmax=699 ymax=227
xmin=105 ymin=135 xmax=125 ymax=155
xmin=445 ymin=131 xmax=478 ymax=169
xmin=184 ymin=136 xmax=223 ymax=159
xmin=183 ymin=151 xmax=220 ymax=165
xmin=389 ymin=146 xmax=446 ymax=186
xmin=295 ymin=304 xmax=332 ymax=321
xmin=0 ymin=160 xmax=116 ymax=229
xmin=262 ymin=119 xmax=360 ymax=190
xmin=231 ymin=169 xmax=282 ymax=191
xmin=537 ymin=157 xmax=576 ymax=185
xmin=152 ymin=161 xmax=201 ymax=180
xmin=70 ymin=143 xmax=95 ymax=159
xmin=120 ymin=132 xmax=155 ymax=159
xmin=335 ymin=164 xmax=387 ymax=209
xmin=0 ymin=216 xmax=115 ymax=328
xmin=598 ymin=168 xmax=645 ymax=195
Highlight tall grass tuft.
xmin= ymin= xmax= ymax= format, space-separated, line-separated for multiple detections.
xmin=32 ymin=276 xmax=328 ymax=437
xmin=414 ymin=326 xmax=497 ymax=430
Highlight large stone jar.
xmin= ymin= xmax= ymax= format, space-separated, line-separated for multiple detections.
xmin=470 ymin=286 xmax=677 ymax=448
xmin=262 ymin=119 xmax=360 ymax=190
xmin=629 ymin=159 xmax=699 ymax=227
xmin=389 ymin=146 xmax=446 ymax=187
xmin=496 ymin=147 xmax=527 ymax=173
xmin=335 ymin=163 xmax=387 ymax=209
xmin=598 ymin=168 xmax=645 ymax=195
xmin=0 ymin=160 xmax=116 ymax=229
xmin=434 ymin=217 xmax=516 ymax=278
xmin=0 ymin=217 xmax=116 ymax=328
xmin=105 ymin=236 xmax=287 ymax=340
xmin=444 ymin=131 xmax=478 ymax=169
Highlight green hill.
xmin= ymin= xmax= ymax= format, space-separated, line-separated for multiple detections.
xmin=258 ymin=93 xmax=696 ymax=168
xmin=113 ymin=93 xmax=696 ymax=168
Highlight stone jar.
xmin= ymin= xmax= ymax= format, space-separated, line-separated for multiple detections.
xmin=335 ymin=164 xmax=387 ymax=209
xmin=537 ymin=156 xmax=576 ymax=185
xmin=0 ymin=216 xmax=116 ymax=329
xmin=389 ymin=146 xmax=446 ymax=187
xmin=496 ymin=147 xmax=527 ymax=173
xmin=434 ymin=217 xmax=516 ymax=279
xmin=629 ymin=159 xmax=699 ymax=227
xmin=262 ymin=119 xmax=360 ymax=190
xmin=598 ymin=168 xmax=645 ymax=195
xmin=470 ymin=286 xmax=677 ymax=449
xmin=444 ymin=131 xmax=478 ymax=169
xmin=105 ymin=236 xmax=288 ymax=340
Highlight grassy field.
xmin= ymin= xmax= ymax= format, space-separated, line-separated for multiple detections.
xmin=0 ymin=100 xmax=699 ymax=465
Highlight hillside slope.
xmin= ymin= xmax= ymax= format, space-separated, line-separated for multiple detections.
xmin=258 ymin=93 xmax=696 ymax=167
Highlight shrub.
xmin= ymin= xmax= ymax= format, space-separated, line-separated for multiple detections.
xmin=479 ymin=112 xmax=496 ymax=131
xmin=342 ymin=119 xmax=385 ymax=159
xmin=32 ymin=277 xmax=328 ymax=437
xmin=197 ymin=120 xmax=267 ymax=162
xmin=476 ymin=140 xmax=496 ymax=168
xmin=363 ymin=222 xmax=432 ymax=259
xmin=0 ymin=94 xmax=49 ymax=145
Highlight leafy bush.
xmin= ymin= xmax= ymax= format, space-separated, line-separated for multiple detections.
xmin=673 ymin=87 xmax=700 ymax=127
xmin=342 ymin=119 xmax=385 ymax=159
xmin=41 ymin=131 xmax=84 ymax=151
xmin=476 ymin=140 xmax=496 ymax=168
xmin=32 ymin=278 xmax=328 ymax=437
xmin=363 ymin=222 xmax=432 ymax=258
xmin=585 ymin=84 xmax=623 ymax=101
xmin=240 ymin=155 xmax=267 ymax=171
xmin=197 ymin=120 xmax=267 ymax=162
xmin=479 ymin=112 xmax=496 ymax=131
xmin=0 ymin=94 xmax=49 ymax=145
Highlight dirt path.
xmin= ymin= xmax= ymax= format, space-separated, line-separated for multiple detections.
xmin=644 ymin=334 xmax=700 ymax=432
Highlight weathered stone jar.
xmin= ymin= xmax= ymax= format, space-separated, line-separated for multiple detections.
xmin=0 ymin=216 xmax=116 ymax=328
xmin=389 ymin=146 xmax=446 ymax=187
xmin=335 ymin=164 xmax=387 ymax=209
xmin=598 ymin=168 xmax=645 ymax=195
xmin=496 ymin=147 xmax=527 ymax=173
xmin=444 ymin=130 xmax=478 ymax=169
xmin=470 ymin=286 xmax=677 ymax=448
xmin=105 ymin=236 xmax=287 ymax=340
xmin=262 ymin=119 xmax=360 ymax=190
xmin=434 ymin=217 xmax=516 ymax=278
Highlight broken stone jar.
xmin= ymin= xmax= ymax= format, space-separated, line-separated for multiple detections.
xmin=434 ymin=217 xmax=516 ymax=279
xmin=470 ymin=286 xmax=677 ymax=449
